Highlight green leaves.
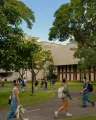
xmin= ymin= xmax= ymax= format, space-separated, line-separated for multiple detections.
xmin=49 ymin=0 xmax=96 ymax=71
xmin=49 ymin=3 xmax=70 ymax=41
xmin=74 ymin=46 xmax=96 ymax=71
xmin=0 ymin=0 xmax=36 ymax=76
xmin=5 ymin=0 xmax=35 ymax=28
xmin=31 ymin=49 xmax=53 ymax=77
xmin=0 ymin=0 xmax=35 ymax=41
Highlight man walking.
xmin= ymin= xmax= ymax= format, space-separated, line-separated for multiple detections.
xmin=44 ymin=77 xmax=48 ymax=90
xmin=80 ymin=77 xmax=94 ymax=107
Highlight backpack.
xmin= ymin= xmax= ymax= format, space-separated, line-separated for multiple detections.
xmin=58 ymin=86 xmax=65 ymax=99
xmin=88 ymin=83 xmax=93 ymax=92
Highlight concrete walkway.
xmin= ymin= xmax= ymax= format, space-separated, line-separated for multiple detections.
xmin=0 ymin=90 xmax=96 ymax=120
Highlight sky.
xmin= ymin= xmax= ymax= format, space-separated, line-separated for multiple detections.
xmin=21 ymin=0 xmax=70 ymax=44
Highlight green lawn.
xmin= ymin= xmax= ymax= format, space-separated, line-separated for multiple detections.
xmin=53 ymin=82 xmax=96 ymax=90
xmin=2 ymin=81 xmax=96 ymax=90
xmin=47 ymin=82 xmax=83 ymax=90
xmin=78 ymin=94 xmax=96 ymax=102
xmin=60 ymin=115 xmax=96 ymax=120
xmin=0 ymin=89 xmax=55 ymax=109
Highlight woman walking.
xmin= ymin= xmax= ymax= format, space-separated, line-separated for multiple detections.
xmin=6 ymin=80 xmax=24 ymax=120
xmin=54 ymin=78 xmax=72 ymax=118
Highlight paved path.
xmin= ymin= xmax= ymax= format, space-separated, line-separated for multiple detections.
xmin=0 ymin=90 xmax=96 ymax=120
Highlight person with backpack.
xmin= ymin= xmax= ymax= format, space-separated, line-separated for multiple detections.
xmin=80 ymin=77 xmax=94 ymax=108
xmin=54 ymin=78 xmax=72 ymax=118
xmin=20 ymin=79 xmax=25 ymax=92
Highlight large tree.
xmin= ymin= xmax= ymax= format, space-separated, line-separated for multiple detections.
xmin=0 ymin=0 xmax=35 ymax=72
xmin=49 ymin=0 xmax=96 ymax=71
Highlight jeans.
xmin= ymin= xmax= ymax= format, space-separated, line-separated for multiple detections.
xmin=82 ymin=90 xmax=93 ymax=106
xmin=6 ymin=98 xmax=18 ymax=120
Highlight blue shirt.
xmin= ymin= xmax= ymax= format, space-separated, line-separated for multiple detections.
xmin=83 ymin=82 xmax=88 ymax=91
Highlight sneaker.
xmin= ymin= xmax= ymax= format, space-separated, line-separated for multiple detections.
xmin=54 ymin=111 xmax=58 ymax=118
xmin=81 ymin=105 xmax=86 ymax=108
xmin=66 ymin=113 xmax=72 ymax=117
xmin=24 ymin=118 xmax=29 ymax=120
xmin=92 ymin=102 xmax=95 ymax=106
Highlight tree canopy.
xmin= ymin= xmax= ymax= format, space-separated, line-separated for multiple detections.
xmin=33 ymin=50 xmax=53 ymax=77
xmin=0 ymin=0 xmax=35 ymax=42
xmin=0 ymin=0 xmax=35 ymax=76
xmin=49 ymin=0 xmax=96 ymax=71
xmin=0 ymin=0 xmax=53 ymax=79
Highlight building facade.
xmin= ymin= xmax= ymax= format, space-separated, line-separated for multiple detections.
xmin=0 ymin=34 xmax=60 ymax=81
xmin=51 ymin=43 xmax=96 ymax=81
xmin=0 ymin=34 xmax=96 ymax=81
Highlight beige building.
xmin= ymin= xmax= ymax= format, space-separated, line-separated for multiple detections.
xmin=0 ymin=34 xmax=60 ymax=81
xmin=51 ymin=43 xmax=96 ymax=81
xmin=0 ymin=34 xmax=96 ymax=81
xmin=24 ymin=34 xmax=61 ymax=80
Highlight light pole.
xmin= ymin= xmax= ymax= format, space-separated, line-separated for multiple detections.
xmin=49 ymin=64 xmax=54 ymax=86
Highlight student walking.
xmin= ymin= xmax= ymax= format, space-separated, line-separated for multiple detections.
xmin=44 ymin=77 xmax=48 ymax=89
xmin=51 ymin=79 xmax=55 ymax=89
xmin=34 ymin=78 xmax=38 ymax=90
xmin=80 ymin=77 xmax=94 ymax=107
xmin=40 ymin=79 xmax=44 ymax=88
xmin=20 ymin=79 xmax=25 ymax=92
xmin=23 ymin=77 xmax=27 ymax=87
xmin=6 ymin=79 xmax=26 ymax=120
xmin=54 ymin=78 xmax=72 ymax=118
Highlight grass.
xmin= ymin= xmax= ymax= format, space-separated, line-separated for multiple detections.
xmin=1 ymin=82 xmax=96 ymax=119
xmin=36 ymin=82 xmax=96 ymax=90
xmin=2 ymin=81 xmax=96 ymax=90
xmin=78 ymin=94 xmax=96 ymax=102
xmin=0 ymin=89 xmax=55 ymax=109
xmin=1 ymin=81 xmax=96 ymax=119
xmin=60 ymin=115 xmax=96 ymax=120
